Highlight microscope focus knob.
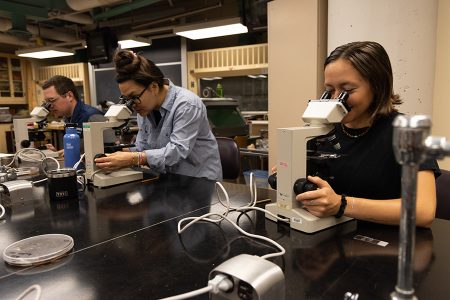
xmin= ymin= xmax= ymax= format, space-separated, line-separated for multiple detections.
xmin=93 ymin=153 xmax=107 ymax=161
xmin=20 ymin=140 xmax=31 ymax=148
xmin=293 ymin=178 xmax=318 ymax=195
xmin=268 ymin=173 xmax=277 ymax=190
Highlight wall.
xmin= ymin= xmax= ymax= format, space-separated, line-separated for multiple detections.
xmin=91 ymin=37 xmax=182 ymax=106
xmin=267 ymin=0 xmax=328 ymax=169
xmin=433 ymin=0 xmax=450 ymax=170
xmin=328 ymin=0 xmax=438 ymax=117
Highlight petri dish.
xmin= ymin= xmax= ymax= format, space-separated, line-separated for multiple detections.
xmin=3 ymin=234 xmax=74 ymax=267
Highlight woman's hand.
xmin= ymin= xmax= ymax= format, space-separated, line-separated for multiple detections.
xmin=95 ymin=151 xmax=134 ymax=171
xmin=295 ymin=175 xmax=341 ymax=217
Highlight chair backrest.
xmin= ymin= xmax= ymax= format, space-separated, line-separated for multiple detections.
xmin=436 ymin=169 xmax=450 ymax=220
xmin=216 ymin=137 xmax=241 ymax=180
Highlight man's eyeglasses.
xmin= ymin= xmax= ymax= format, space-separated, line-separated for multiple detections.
xmin=44 ymin=92 xmax=67 ymax=105
xmin=119 ymin=85 xmax=148 ymax=106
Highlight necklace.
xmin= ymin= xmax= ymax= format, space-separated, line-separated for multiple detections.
xmin=341 ymin=123 xmax=371 ymax=138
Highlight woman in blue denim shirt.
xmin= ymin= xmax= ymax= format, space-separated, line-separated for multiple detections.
xmin=95 ymin=50 xmax=222 ymax=181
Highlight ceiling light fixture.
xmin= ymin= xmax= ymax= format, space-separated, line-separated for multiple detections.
xmin=174 ymin=17 xmax=248 ymax=40
xmin=16 ymin=46 xmax=74 ymax=59
xmin=118 ymin=36 xmax=151 ymax=49
xmin=201 ymin=77 xmax=223 ymax=81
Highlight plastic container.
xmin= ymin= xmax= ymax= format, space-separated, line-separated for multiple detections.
xmin=243 ymin=170 xmax=269 ymax=189
xmin=64 ymin=125 xmax=80 ymax=169
xmin=216 ymin=83 xmax=223 ymax=97
xmin=0 ymin=107 xmax=12 ymax=123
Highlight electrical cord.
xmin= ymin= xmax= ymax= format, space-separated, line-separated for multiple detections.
xmin=6 ymin=148 xmax=46 ymax=168
xmin=164 ymin=173 xmax=286 ymax=299
xmin=179 ymin=212 xmax=286 ymax=259
xmin=0 ymin=203 xmax=5 ymax=219
xmin=73 ymin=153 xmax=85 ymax=170
xmin=15 ymin=284 xmax=41 ymax=300
xmin=178 ymin=173 xmax=287 ymax=258
xmin=158 ymin=274 xmax=233 ymax=300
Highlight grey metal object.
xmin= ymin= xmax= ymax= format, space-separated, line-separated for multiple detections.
xmin=0 ymin=179 xmax=33 ymax=205
xmin=391 ymin=115 xmax=450 ymax=300
xmin=209 ymin=254 xmax=285 ymax=300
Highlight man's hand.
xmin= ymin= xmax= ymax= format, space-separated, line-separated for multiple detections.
xmin=46 ymin=144 xmax=64 ymax=158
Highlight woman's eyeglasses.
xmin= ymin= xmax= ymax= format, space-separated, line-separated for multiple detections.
xmin=119 ymin=85 xmax=148 ymax=105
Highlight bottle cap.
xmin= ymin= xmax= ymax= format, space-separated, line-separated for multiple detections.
xmin=64 ymin=123 xmax=78 ymax=129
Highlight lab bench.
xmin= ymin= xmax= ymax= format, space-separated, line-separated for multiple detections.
xmin=0 ymin=174 xmax=449 ymax=299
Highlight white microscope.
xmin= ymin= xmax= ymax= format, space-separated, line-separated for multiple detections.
xmin=83 ymin=103 xmax=143 ymax=188
xmin=13 ymin=103 xmax=51 ymax=151
xmin=265 ymin=92 xmax=354 ymax=233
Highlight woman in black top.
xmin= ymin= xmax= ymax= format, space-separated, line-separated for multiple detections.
xmin=297 ymin=41 xmax=440 ymax=227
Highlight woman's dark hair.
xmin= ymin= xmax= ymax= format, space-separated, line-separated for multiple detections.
xmin=113 ymin=50 xmax=165 ymax=87
xmin=42 ymin=75 xmax=80 ymax=101
xmin=325 ymin=41 xmax=402 ymax=119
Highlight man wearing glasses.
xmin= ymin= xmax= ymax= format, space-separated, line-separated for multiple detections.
xmin=42 ymin=75 xmax=104 ymax=127
xmin=42 ymin=75 xmax=105 ymax=154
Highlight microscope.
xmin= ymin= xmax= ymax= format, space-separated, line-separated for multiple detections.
xmin=265 ymin=92 xmax=354 ymax=233
xmin=13 ymin=102 xmax=51 ymax=151
xmin=83 ymin=101 xmax=143 ymax=188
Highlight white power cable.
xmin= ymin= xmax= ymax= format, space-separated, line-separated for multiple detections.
xmin=31 ymin=178 xmax=48 ymax=185
xmin=158 ymin=274 xmax=233 ymax=300
xmin=168 ymin=172 xmax=287 ymax=300
xmin=178 ymin=173 xmax=287 ymax=259
xmin=73 ymin=153 xmax=85 ymax=170
xmin=6 ymin=148 xmax=45 ymax=168
xmin=15 ymin=284 xmax=42 ymax=300
xmin=179 ymin=212 xmax=285 ymax=258
xmin=158 ymin=285 xmax=211 ymax=300
xmin=0 ymin=203 xmax=5 ymax=219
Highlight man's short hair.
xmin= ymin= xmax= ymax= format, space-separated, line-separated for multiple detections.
xmin=42 ymin=75 xmax=80 ymax=101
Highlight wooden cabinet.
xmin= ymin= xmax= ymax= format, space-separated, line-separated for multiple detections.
xmin=34 ymin=63 xmax=91 ymax=105
xmin=0 ymin=54 xmax=26 ymax=104
xmin=187 ymin=43 xmax=268 ymax=94
xmin=0 ymin=123 xmax=12 ymax=153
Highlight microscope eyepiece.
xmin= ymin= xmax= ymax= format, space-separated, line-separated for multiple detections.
xmin=118 ymin=96 xmax=139 ymax=111
xmin=337 ymin=91 xmax=350 ymax=112
xmin=320 ymin=90 xmax=332 ymax=99
xmin=43 ymin=101 xmax=52 ymax=110
xmin=337 ymin=91 xmax=349 ymax=102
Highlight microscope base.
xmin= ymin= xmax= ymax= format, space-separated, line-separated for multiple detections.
xmin=41 ymin=149 xmax=60 ymax=158
xmin=91 ymin=169 xmax=143 ymax=188
xmin=265 ymin=203 xmax=353 ymax=233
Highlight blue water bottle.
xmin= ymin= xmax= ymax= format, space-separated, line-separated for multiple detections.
xmin=64 ymin=124 xmax=80 ymax=169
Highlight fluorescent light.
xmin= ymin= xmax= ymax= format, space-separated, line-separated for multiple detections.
xmin=118 ymin=36 xmax=151 ymax=49
xmin=248 ymin=74 xmax=267 ymax=79
xmin=175 ymin=18 xmax=248 ymax=40
xmin=16 ymin=46 xmax=74 ymax=59
xmin=201 ymin=77 xmax=223 ymax=81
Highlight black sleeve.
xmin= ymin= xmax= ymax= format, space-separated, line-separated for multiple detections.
xmin=419 ymin=158 xmax=441 ymax=178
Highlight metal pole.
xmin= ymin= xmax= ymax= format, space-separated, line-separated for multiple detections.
xmin=391 ymin=115 xmax=431 ymax=300
xmin=391 ymin=165 xmax=418 ymax=300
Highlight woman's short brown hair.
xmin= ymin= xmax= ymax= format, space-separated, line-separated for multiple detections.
xmin=325 ymin=41 xmax=402 ymax=119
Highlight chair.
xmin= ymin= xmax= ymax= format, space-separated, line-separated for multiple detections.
xmin=436 ymin=169 xmax=450 ymax=220
xmin=216 ymin=137 xmax=241 ymax=180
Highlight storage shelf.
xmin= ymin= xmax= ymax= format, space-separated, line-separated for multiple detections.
xmin=0 ymin=54 xmax=25 ymax=105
